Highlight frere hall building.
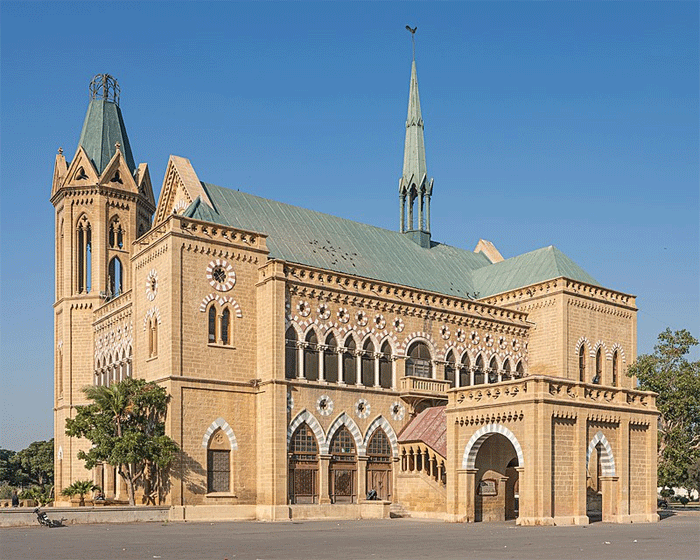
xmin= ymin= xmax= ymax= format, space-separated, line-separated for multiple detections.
xmin=51 ymin=53 xmax=659 ymax=524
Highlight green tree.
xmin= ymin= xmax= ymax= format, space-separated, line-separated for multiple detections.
xmin=60 ymin=479 xmax=100 ymax=506
xmin=628 ymin=328 xmax=700 ymax=490
xmin=65 ymin=378 xmax=178 ymax=506
xmin=12 ymin=439 xmax=54 ymax=488
xmin=0 ymin=448 xmax=18 ymax=486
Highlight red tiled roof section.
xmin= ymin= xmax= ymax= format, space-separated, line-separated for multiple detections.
xmin=397 ymin=406 xmax=447 ymax=457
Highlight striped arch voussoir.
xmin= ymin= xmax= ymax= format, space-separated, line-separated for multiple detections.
xmin=288 ymin=410 xmax=325 ymax=453
xmin=202 ymin=417 xmax=238 ymax=451
xmin=362 ymin=415 xmax=399 ymax=458
xmin=586 ymin=430 xmax=616 ymax=477
xmin=199 ymin=294 xmax=243 ymax=317
xmin=575 ymin=336 xmax=592 ymax=357
xmin=461 ymin=423 xmax=524 ymax=470
xmin=325 ymin=412 xmax=363 ymax=456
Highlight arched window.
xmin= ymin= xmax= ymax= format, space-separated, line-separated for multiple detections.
xmin=343 ymin=338 xmax=357 ymax=385
xmin=488 ymin=357 xmax=499 ymax=383
xmin=109 ymin=218 xmax=124 ymax=249
xmin=108 ymin=257 xmax=123 ymax=297
xmin=361 ymin=339 xmax=375 ymax=387
xmin=304 ymin=330 xmax=319 ymax=381
xmin=285 ymin=327 xmax=298 ymax=379
xmin=208 ymin=306 xmax=217 ymax=344
xmin=379 ymin=342 xmax=392 ymax=388
xmin=289 ymin=423 xmax=318 ymax=504
xmin=57 ymin=348 xmax=63 ymax=397
xmin=329 ymin=426 xmax=357 ymax=503
xmin=221 ymin=308 xmax=231 ymax=346
xmin=324 ymin=333 xmax=338 ymax=383
xmin=366 ymin=429 xmax=392 ymax=501
xmin=406 ymin=342 xmax=431 ymax=378
xmin=579 ymin=345 xmax=586 ymax=383
xmin=460 ymin=354 xmax=471 ymax=387
xmin=445 ymin=350 xmax=456 ymax=387
xmin=150 ymin=318 xmax=158 ymax=358
xmin=612 ymin=350 xmax=619 ymax=387
xmin=516 ymin=360 xmax=524 ymax=378
xmin=77 ymin=216 xmax=92 ymax=293
xmin=207 ymin=428 xmax=230 ymax=493
xmin=594 ymin=348 xmax=603 ymax=384
xmin=502 ymin=359 xmax=512 ymax=381
xmin=474 ymin=355 xmax=485 ymax=385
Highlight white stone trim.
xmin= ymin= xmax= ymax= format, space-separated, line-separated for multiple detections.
xmin=199 ymin=294 xmax=243 ymax=317
xmin=462 ymin=423 xmax=524 ymax=469
xmin=325 ymin=412 xmax=364 ymax=456
xmin=288 ymin=409 xmax=325 ymax=452
xmin=201 ymin=417 xmax=238 ymax=451
xmin=586 ymin=430 xmax=616 ymax=477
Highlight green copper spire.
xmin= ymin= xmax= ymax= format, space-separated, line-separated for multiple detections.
xmin=399 ymin=27 xmax=433 ymax=248
xmin=77 ymin=74 xmax=136 ymax=175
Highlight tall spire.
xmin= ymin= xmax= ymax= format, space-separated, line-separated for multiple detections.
xmin=399 ymin=26 xmax=433 ymax=248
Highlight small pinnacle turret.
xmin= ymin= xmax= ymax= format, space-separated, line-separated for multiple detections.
xmin=399 ymin=28 xmax=433 ymax=248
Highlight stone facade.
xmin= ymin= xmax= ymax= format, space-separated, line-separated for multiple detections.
xmin=51 ymin=71 xmax=658 ymax=524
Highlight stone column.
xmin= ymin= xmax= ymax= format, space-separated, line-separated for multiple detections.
xmin=358 ymin=457 xmax=368 ymax=501
xmin=318 ymin=348 xmax=325 ymax=381
xmin=296 ymin=342 xmax=304 ymax=379
xmin=600 ymin=476 xmax=619 ymax=522
xmin=465 ymin=468 xmax=478 ymax=522
xmin=104 ymin=465 xmax=116 ymax=499
xmin=374 ymin=354 xmax=380 ymax=387
xmin=319 ymin=455 xmax=331 ymax=504
xmin=338 ymin=348 xmax=345 ymax=384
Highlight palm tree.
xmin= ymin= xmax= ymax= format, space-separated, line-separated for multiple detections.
xmin=61 ymin=480 xmax=101 ymax=506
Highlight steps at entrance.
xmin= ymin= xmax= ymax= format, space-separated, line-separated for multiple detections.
xmin=390 ymin=502 xmax=411 ymax=518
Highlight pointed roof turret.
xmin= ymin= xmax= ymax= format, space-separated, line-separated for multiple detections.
xmin=77 ymin=74 xmax=136 ymax=175
xmin=399 ymin=27 xmax=434 ymax=247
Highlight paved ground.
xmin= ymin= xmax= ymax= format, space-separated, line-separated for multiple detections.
xmin=2 ymin=511 xmax=698 ymax=560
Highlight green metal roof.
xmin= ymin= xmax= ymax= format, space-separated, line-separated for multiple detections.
xmin=78 ymin=99 xmax=136 ymax=174
xmin=185 ymin=183 xmax=600 ymax=299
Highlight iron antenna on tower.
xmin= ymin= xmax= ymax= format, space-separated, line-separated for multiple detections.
xmin=405 ymin=25 xmax=417 ymax=60
xmin=89 ymin=73 xmax=120 ymax=105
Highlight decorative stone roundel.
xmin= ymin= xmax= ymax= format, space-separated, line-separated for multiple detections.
xmin=356 ymin=310 xmax=368 ymax=327
xmin=470 ymin=331 xmax=480 ymax=345
xmin=206 ymin=259 xmax=235 ymax=292
xmin=512 ymin=338 xmax=520 ymax=352
xmin=393 ymin=317 xmax=405 ymax=333
xmin=297 ymin=301 xmax=311 ymax=317
xmin=374 ymin=314 xmax=386 ymax=330
xmin=484 ymin=334 xmax=493 ymax=347
xmin=440 ymin=325 xmax=450 ymax=340
xmin=317 ymin=303 xmax=331 ymax=320
xmin=337 ymin=308 xmax=349 ymax=323
xmin=390 ymin=401 xmax=405 ymax=422
xmin=355 ymin=398 xmax=371 ymax=419
xmin=317 ymin=395 xmax=334 ymax=416
xmin=145 ymin=269 xmax=158 ymax=301
xmin=498 ymin=336 xmax=507 ymax=349
xmin=456 ymin=328 xmax=466 ymax=343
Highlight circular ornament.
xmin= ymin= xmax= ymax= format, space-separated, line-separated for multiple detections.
xmin=484 ymin=334 xmax=494 ymax=347
xmin=456 ymin=328 xmax=466 ymax=343
xmin=498 ymin=336 xmax=507 ymax=349
xmin=470 ymin=331 xmax=480 ymax=345
xmin=512 ymin=338 xmax=520 ymax=352
xmin=317 ymin=303 xmax=331 ymax=320
xmin=355 ymin=398 xmax=371 ymax=419
xmin=207 ymin=259 xmax=235 ymax=292
xmin=317 ymin=395 xmax=334 ymax=416
xmin=390 ymin=401 xmax=405 ymax=422
xmin=356 ymin=311 xmax=368 ymax=327
xmin=374 ymin=314 xmax=386 ymax=330
xmin=440 ymin=325 xmax=450 ymax=340
xmin=393 ymin=317 xmax=405 ymax=333
xmin=145 ymin=269 xmax=158 ymax=301
xmin=337 ymin=308 xmax=349 ymax=324
xmin=297 ymin=301 xmax=311 ymax=317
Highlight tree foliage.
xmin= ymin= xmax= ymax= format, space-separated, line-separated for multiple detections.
xmin=628 ymin=328 xmax=700 ymax=490
xmin=61 ymin=479 xmax=100 ymax=506
xmin=0 ymin=440 xmax=54 ymax=489
xmin=65 ymin=378 xmax=178 ymax=506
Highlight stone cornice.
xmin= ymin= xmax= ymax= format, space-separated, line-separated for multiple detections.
xmin=93 ymin=290 xmax=133 ymax=327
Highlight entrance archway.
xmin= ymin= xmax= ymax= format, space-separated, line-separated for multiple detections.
xmin=462 ymin=424 xmax=524 ymax=522
xmin=586 ymin=431 xmax=617 ymax=522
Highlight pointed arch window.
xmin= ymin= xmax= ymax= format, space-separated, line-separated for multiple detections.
xmin=324 ymin=333 xmax=339 ymax=383
xmin=502 ymin=359 xmax=512 ymax=381
xmin=208 ymin=306 xmax=217 ymax=343
xmin=343 ymin=338 xmax=357 ymax=385
xmin=109 ymin=218 xmax=124 ymax=249
xmin=516 ymin=360 xmax=524 ymax=378
xmin=207 ymin=428 xmax=231 ymax=493
xmin=289 ymin=423 xmax=318 ymax=504
xmin=361 ymin=339 xmax=375 ymax=387
xmin=579 ymin=345 xmax=586 ymax=383
xmin=379 ymin=342 xmax=392 ymax=388
xmin=488 ymin=357 xmax=499 ymax=383
xmin=108 ymin=257 xmax=123 ymax=297
xmin=406 ymin=342 xmax=431 ymax=379
xmin=594 ymin=348 xmax=603 ymax=384
xmin=77 ymin=217 xmax=92 ymax=293
xmin=612 ymin=350 xmax=619 ymax=387
xmin=304 ymin=330 xmax=319 ymax=381
xmin=445 ymin=350 xmax=456 ymax=387
xmin=221 ymin=309 xmax=231 ymax=346
xmin=460 ymin=354 xmax=471 ymax=387
xmin=329 ymin=426 xmax=357 ymax=503
xmin=148 ymin=318 xmax=158 ymax=358
xmin=366 ymin=429 xmax=392 ymax=500
xmin=285 ymin=327 xmax=298 ymax=379
xmin=474 ymin=355 xmax=485 ymax=385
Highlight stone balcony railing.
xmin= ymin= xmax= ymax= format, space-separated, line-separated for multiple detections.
xmin=400 ymin=376 xmax=453 ymax=398
xmin=447 ymin=375 xmax=657 ymax=411
xmin=94 ymin=289 xmax=132 ymax=323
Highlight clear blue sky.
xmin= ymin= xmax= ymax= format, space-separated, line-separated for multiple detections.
xmin=1 ymin=2 xmax=698 ymax=451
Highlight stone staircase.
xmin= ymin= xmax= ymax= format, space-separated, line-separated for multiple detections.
xmin=389 ymin=502 xmax=411 ymax=518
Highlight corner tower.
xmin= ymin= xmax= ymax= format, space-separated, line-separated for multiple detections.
xmin=50 ymin=74 xmax=155 ymax=496
xmin=399 ymin=28 xmax=433 ymax=248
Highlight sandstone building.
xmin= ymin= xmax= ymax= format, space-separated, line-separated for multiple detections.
xmin=51 ymin=59 xmax=659 ymax=524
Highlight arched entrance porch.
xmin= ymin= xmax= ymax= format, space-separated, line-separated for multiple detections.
xmin=586 ymin=431 xmax=617 ymax=522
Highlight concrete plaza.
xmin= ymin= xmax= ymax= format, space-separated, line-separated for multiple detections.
xmin=2 ymin=512 xmax=697 ymax=560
